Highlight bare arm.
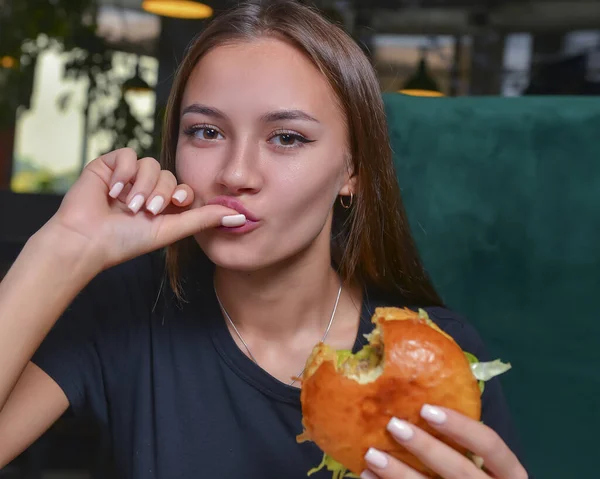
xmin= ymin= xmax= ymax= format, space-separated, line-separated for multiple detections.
xmin=0 ymin=227 xmax=99 ymax=413
xmin=0 ymin=362 xmax=69 ymax=468
xmin=0 ymin=227 xmax=99 ymax=467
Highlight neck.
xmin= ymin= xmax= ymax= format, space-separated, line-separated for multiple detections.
xmin=213 ymin=249 xmax=345 ymax=343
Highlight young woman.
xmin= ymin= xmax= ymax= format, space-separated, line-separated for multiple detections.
xmin=0 ymin=1 xmax=529 ymax=478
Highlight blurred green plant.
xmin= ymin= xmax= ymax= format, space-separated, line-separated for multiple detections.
xmin=57 ymin=29 xmax=155 ymax=172
xmin=96 ymin=88 xmax=155 ymax=155
xmin=11 ymin=156 xmax=78 ymax=194
xmin=0 ymin=0 xmax=98 ymax=128
xmin=1 ymin=0 xmax=156 ymax=183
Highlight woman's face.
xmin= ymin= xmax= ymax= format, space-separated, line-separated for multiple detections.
xmin=176 ymin=37 xmax=353 ymax=272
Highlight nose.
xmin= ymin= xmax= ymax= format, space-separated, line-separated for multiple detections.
xmin=215 ymin=138 xmax=263 ymax=195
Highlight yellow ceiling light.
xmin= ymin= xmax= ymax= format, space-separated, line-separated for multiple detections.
xmin=142 ymin=0 xmax=213 ymax=19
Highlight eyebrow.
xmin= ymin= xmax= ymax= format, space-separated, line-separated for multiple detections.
xmin=260 ymin=109 xmax=320 ymax=123
xmin=181 ymin=104 xmax=229 ymax=120
xmin=181 ymin=103 xmax=319 ymax=124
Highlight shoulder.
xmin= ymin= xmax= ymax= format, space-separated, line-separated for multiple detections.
xmin=364 ymin=289 xmax=490 ymax=360
xmin=422 ymin=306 xmax=491 ymax=360
xmin=31 ymin=251 xmax=168 ymax=416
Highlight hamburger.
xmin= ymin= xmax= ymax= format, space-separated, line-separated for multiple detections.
xmin=296 ymin=307 xmax=511 ymax=478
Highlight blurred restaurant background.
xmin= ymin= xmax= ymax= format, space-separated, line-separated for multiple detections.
xmin=1 ymin=0 xmax=599 ymax=478
xmin=2 ymin=0 xmax=599 ymax=202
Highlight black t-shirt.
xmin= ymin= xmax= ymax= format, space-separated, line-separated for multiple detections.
xmin=31 ymin=252 xmax=528 ymax=478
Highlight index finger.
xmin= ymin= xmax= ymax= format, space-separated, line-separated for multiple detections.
xmin=420 ymin=405 xmax=528 ymax=479
xmin=85 ymin=148 xmax=139 ymax=194
xmin=98 ymin=147 xmax=138 ymax=170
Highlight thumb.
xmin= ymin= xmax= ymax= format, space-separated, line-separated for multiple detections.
xmin=153 ymin=204 xmax=243 ymax=246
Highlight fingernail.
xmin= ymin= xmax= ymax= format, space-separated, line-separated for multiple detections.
xmin=221 ymin=214 xmax=246 ymax=227
xmin=128 ymin=194 xmax=145 ymax=213
xmin=364 ymin=448 xmax=388 ymax=469
xmin=147 ymin=196 xmax=164 ymax=215
xmin=172 ymin=190 xmax=187 ymax=203
xmin=360 ymin=470 xmax=379 ymax=479
xmin=387 ymin=417 xmax=414 ymax=441
xmin=109 ymin=182 xmax=124 ymax=198
xmin=421 ymin=404 xmax=447 ymax=424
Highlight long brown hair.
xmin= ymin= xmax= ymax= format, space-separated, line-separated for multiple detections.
xmin=160 ymin=0 xmax=443 ymax=307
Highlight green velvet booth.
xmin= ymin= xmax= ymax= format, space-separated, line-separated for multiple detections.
xmin=383 ymin=94 xmax=600 ymax=478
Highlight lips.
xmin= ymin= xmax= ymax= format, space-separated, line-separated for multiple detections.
xmin=206 ymin=196 xmax=259 ymax=222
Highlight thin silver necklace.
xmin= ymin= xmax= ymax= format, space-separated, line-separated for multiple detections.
xmin=213 ymin=280 xmax=343 ymax=386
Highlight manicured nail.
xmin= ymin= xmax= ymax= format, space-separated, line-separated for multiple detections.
xmin=128 ymin=194 xmax=145 ymax=213
xmin=360 ymin=470 xmax=379 ymax=479
xmin=172 ymin=190 xmax=187 ymax=203
xmin=109 ymin=182 xmax=124 ymax=198
xmin=364 ymin=448 xmax=388 ymax=469
xmin=387 ymin=417 xmax=414 ymax=441
xmin=147 ymin=196 xmax=164 ymax=215
xmin=421 ymin=404 xmax=447 ymax=424
xmin=221 ymin=214 xmax=246 ymax=227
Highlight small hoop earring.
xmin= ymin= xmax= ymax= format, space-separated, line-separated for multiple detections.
xmin=340 ymin=192 xmax=353 ymax=209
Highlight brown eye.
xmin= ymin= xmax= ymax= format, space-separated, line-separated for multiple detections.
xmin=202 ymin=128 xmax=220 ymax=140
xmin=184 ymin=125 xmax=225 ymax=141
xmin=278 ymin=134 xmax=296 ymax=146
xmin=268 ymin=131 xmax=313 ymax=149
xmin=186 ymin=126 xmax=224 ymax=141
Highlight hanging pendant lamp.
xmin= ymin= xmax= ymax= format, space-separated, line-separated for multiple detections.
xmin=398 ymin=55 xmax=444 ymax=97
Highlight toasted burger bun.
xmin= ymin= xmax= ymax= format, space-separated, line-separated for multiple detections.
xmin=297 ymin=307 xmax=482 ymax=477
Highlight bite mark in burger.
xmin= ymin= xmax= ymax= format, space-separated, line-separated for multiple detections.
xmin=296 ymin=307 xmax=511 ymax=478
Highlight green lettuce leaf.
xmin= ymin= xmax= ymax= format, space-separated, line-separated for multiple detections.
xmin=463 ymin=352 xmax=511 ymax=393
xmin=307 ymin=453 xmax=359 ymax=479
xmin=464 ymin=351 xmax=479 ymax=365
xmin=470 ymin=359 xmax=512 ymax=382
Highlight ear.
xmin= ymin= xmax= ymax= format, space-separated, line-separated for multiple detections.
xmin=339 ymin=174 xmax=357 ymax=196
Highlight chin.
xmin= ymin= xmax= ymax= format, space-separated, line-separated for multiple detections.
xmin=209 ymin=255 xmax=268 ymax=273
xmin=195 ymin=236 xmax=273 ymax=272
xmin=195 ymin=233 xmax=314 ymax=274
